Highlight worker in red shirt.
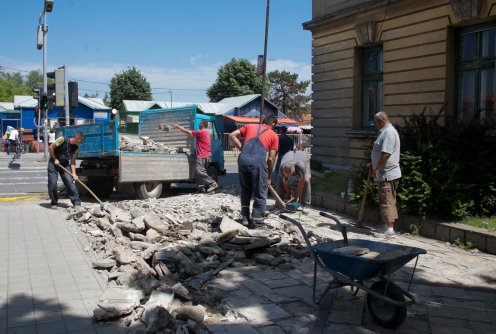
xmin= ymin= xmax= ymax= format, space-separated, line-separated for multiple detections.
xmin=174 ymin=120 xmax=219 ymax=193
xmin=229 ymin=115 xmax=279 ymax=228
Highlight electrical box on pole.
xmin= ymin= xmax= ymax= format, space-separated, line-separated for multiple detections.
xmin=37 ymin=25 xmax=44 ymax=50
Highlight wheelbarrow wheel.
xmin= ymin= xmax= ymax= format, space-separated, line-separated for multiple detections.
xmin=366 ymin=280 xmax=407 ymax=329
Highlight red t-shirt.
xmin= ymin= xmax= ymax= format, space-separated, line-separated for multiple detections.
xmin=191 ymin=129 xmax=211 ymax=158
xmin=239 ymin=124 xmax=279 ymax=152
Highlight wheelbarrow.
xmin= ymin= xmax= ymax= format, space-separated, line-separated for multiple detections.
xmin=280 ymin=212 xmax=427 ymax=329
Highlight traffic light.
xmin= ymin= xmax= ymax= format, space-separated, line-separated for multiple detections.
xmin=44 ymin=0 xmax=54 ymax=12
xmin=46 ymin=84 xmax=55 ymax=109
xmin=68 ymin=81 xmax=79 ymax=107
xmin=47 ymin=68 xmax=65 ymax=107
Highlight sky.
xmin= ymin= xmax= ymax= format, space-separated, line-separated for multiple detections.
xmin=1 ymin=0 xmax=312 ymax=103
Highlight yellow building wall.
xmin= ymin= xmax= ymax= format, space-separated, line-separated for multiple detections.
xmin=306 ymin=0 xmax=496 ymax=170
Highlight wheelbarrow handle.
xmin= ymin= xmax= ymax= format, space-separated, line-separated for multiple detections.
xmin=280 ymin=214 xmax=315 ymax=254
xmin=319 ymin=211 xmax=348 ymax=246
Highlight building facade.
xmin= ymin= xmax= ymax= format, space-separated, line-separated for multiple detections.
xmin=304 ymin=0 xmax=496 ymax=170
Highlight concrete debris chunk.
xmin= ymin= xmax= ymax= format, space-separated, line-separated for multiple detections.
xmin=93 ymin=287 xmax=144 ymax=320
xmin=144 ymin=212 xmax=170 ymax=234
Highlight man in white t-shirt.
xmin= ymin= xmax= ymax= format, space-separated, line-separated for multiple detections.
xmin=371 ymin=111 xmax=401 ymax=238
xmin=6 ymin=127 xmax=19 ymax=155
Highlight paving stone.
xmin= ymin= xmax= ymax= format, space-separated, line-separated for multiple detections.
xmin=233 ymin=303 xmax=290 ymax=325
xmin=428 ymin=305 xmax=491 ymax=323
xmin=431 ymin=325 xmax=474 ymax=334
xmin=276 ymin=315 xmax=313 ymax=333
xmin=248 ymin=269 xmax=288 ymax=282
xmin=207 ymin=322 xmax=259 ymax=334
xmin=258 ymin=325 xmax=286 ymax=334
xmin=263 ymin=277 xmax=300 ymax=289
xmin=470 ymin=321 xmax=496 ymax=334
xmin=239 ymin=279 xmax=272 ymax=297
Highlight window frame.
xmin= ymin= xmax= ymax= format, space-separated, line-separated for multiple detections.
xmin=360 ymin=45 xmax=384 ymax=128
xmin=455 ymin=22 xmax=496 ymax=123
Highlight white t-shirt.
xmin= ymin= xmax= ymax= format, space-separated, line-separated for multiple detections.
xmin=8 ymin=129 xmax=19 ymax=141
xmin=371 ymin=123 xmax=401 ymax=181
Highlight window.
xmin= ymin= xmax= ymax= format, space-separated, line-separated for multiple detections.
xmin=361 ymin=45 xmax=383 ymax=127
xmin=456 ymin=24 xmax=496 ymax=124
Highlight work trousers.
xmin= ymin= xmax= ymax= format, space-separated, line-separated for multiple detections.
xmin=47 ymin=162 xmax=81 ymax=206
xmin=238 ymin=161 xmax=268 ymax=223
xmin=378 ymin=179 xmax=400 ymax=224
xmin=195 ymin=156 xmax=214 ymax=188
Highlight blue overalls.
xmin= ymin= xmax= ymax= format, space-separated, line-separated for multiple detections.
xmin=238 ymin=125 xmax=269 ymax=224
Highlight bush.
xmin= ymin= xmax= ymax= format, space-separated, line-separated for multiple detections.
xmin=350 ymin=107 xmax=496 ymax=220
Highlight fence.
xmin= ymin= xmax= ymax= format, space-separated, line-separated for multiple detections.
xmin=222 ymin=133 xmax=312 ymax=157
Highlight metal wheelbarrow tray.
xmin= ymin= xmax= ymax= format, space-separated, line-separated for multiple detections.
xmin=281 ymin=212 xmax=427 ymax=329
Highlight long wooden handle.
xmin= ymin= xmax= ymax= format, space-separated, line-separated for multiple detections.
xmin=58 ymin=165 xmax=103 ymax=204
xmin=268 ymin=184 xmax=286 ymax=209
xmin=357 ymin=170 xmax=372 ymax=223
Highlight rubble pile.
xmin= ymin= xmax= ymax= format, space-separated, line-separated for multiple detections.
xmin=64 ymin=188 xmax=319 ymax=333
xmin=119 ymin=134 xmax=191 ymax=154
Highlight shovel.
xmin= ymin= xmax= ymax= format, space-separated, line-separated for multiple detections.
xmin=58 ymin=165 xmax=103 ymax=206
xmin=268 ymin=184 xmax=286 ymax=209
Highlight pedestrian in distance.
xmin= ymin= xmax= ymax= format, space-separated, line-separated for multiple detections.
xmin=370 ymin=111 xmax=401 ymax=238
xmin=47 ymin=132 xmax=85 ymax=208
xmin=276 ymin=150 xmax=311 ymax=207
xmin=48 ymin=128 xmax=56 ymax=144
xmin=272 ymin=125 xmax=294 ymax=184
xmin=5 ymin=126 xmax=19 ymax=155
xmin=174 ymin=120 xmax=220 ymax=193
xmin=229 ymin=115 xmax=279 ymax=228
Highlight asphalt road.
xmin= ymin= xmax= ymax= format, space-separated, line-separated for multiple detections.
xmin=0 ymin=152 xmax=240 ymax=199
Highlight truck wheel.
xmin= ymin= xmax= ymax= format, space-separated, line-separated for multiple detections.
xmin=207 ymin=165 xmax=218 ymax=182
xmin=134 ymin=182 xmax=163 ymax=199
xmin=87 ymin=177 xmax=114 ymax=199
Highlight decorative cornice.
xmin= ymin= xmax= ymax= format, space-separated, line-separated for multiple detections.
xmin=355 ymin=21 xmax=377 ymax=45
xmin=450 ymin=0 xmax=482 ymax=21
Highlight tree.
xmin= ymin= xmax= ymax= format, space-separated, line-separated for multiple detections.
xmin=207 ymin=58 xmax=262 ymax=102
xmin=0 ymin=70 xmax=32 ymax=101
xmin=26 ymin=70 xmax=44 ymax=90
xmin=84 ymin=92 xmax=99 ymax=98
xmin=109 ymin=67 xmax=152 ymax=109
xmin=268 ymin=70 xmax=310 ymax=120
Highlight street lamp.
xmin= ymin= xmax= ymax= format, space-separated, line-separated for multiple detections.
xmin=37 ymin=0 xmax=54 ymax=159
xmin=259 ymin=0 xmax=270 ymax=124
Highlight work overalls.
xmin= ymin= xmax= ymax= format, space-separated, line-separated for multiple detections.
xmin=238 ymin=125 xmax=269 ymax=224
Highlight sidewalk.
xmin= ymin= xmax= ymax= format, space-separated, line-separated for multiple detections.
xmin=2 ymin=196 xmax=496 ymax=333
xmin=0 ymin=199 xmax=125 ymax=334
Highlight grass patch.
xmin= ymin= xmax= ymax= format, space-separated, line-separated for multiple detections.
xmin=312 ymin=170 xmax=349 ymax=195
xmin=459 ymin=216 xmax=496 ymax=232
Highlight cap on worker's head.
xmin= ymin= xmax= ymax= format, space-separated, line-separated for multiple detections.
xmin=19 ymin=128 xmax=25 ymax=132
xmin=7 ymin=126 xmax=14 ymax=131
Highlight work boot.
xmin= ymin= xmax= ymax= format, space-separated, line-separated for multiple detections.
xmin=206 ymin=182 xmax=220 ymax=193
xmin=241 ymin=216 xmax=251 ymax=227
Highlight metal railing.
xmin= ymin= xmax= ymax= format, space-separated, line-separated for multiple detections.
xmin=222 ymin=133 xmax=312 ymax=157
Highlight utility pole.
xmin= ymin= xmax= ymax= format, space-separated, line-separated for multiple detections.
xmin=37 ymin=0 xmax=54 ymax=160
xmin=259 ymin=0 xmax=270 ymax=124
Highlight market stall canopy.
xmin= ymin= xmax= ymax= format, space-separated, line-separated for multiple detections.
xmin=224 ymin=115 xmax=299 ymax=125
